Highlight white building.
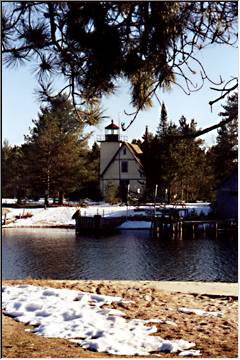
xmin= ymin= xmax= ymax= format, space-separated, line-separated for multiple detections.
xmin=99 ymin=120 xmax=145 ymax=200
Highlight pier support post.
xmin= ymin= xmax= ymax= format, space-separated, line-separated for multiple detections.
xmin=215 ymin=222 xmax=218 ymax=238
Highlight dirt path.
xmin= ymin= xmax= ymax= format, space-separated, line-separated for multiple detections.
xmin=2 ymin=279 xmax=238 ymax=358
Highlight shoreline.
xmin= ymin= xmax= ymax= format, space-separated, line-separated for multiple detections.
xmin=2 ymin=278 xmax=238 ymax=358
xmin=2 ymin=224 xmax=75 ymax=228
xmin=3 ymin=279 xmax=238 ymax=297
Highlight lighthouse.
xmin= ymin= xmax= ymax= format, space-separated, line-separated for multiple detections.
xmin=99 ymin=120 xmax=145 ymax=200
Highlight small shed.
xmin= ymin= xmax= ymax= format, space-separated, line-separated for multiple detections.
xmin=216 ymin=167 xmax=238 ymax=220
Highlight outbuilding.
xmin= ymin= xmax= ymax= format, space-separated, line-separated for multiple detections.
xmin=216 ymin=167 xmax=238 ymax=220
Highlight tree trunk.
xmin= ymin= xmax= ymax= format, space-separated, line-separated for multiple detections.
xmin=58 ymin=191 xmax=64 ymax=205
xmin=44 ymin=194 xmax=49 ymax=208
xmin=167 ymin=187 xmax=171 ymax=204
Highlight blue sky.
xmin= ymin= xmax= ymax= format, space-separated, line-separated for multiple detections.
xmin=2 ymin=44 xmax=238 ymax=148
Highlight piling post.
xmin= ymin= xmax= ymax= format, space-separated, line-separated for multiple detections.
xmin=215 ymin=222 xmax=218 ymax=238
xmin=94 ymin=214 xmax=102 ymax=234
xmin=179 ymin=222 xmax=183 ymax=240
xmin=203 ymin=223 xmax=206 ymax=233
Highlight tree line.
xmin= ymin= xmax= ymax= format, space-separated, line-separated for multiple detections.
xmin=134 ymin=92 xmax=238 ymax=203
xmin=2 ymin=96 xmax=101 ymax=205
xmin=2 ymin=93 xmax=237 ymax=205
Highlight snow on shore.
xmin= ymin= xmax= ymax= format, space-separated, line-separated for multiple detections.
xmin=2 ymin=202 xmax=211 ymax=228
xmin=2 ymin=284 xmax=200 ymax=356
xmin=178 ymin=307 xmax=223 ymax=317
xmin=2 ymin=205 xmax=133 ymax=227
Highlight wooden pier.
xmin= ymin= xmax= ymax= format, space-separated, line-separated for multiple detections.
xmin=151 ymin=217 xmax=223 ymax=239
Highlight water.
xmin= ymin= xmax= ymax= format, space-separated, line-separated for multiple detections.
xmin=2 ymin=228 xmax=238 ymax=281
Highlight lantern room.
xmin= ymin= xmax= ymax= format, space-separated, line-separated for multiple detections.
xmin=105 ymin=120 xmax=119 ymax=142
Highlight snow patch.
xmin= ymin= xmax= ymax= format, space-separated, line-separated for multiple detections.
xmin=2 ymin=285 xmax=200 ymax=356
xmin=178 ymin=307 xmax=222 ymax=317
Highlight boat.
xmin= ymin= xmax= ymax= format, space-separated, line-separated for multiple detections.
xmin=72 ymin=210 xmax=125 ymax=234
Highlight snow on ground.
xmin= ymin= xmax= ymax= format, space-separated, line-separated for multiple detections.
xmin=2 ymin=205 xmax=133 ymax=227
xmin=177 ymin=307 xmax=223 ymax=317
xmin=2 ymin=198 xmax=18 ymax=204
xmin=2 ymin=202 xmax=212 ymax=228
xmin=2 ymin=285 xmax=200 ymax=356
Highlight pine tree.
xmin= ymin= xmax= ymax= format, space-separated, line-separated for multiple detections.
xmin=156 ymin=102 xmax=168 ymax=137
xmin=3 ymin=2 xmax=237 ymax=121
xmin=2 ymin=141 xmax=29 ymax=201
xmin=74 ymin=142 xmax=101 ymax=200
xmin=2 ymin=139 xmax=12 ymax=197
xmin=141 ymin=116 xmax=212 ymax=202
xmin=210 ymin=92 xmax=238 ymax=183
xmin=25 ymin=96 xmax=88 ymax=205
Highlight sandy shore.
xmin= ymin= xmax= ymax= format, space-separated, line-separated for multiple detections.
xmin=2 ymin=279 xmax=238 ymax=358
xmin=43 ymin=280 xmax=237 ymax=297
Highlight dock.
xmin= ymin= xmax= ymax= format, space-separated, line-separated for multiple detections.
xmin=151 ymin=217 xmax=235 ymax=239
xmin=72 ymin=208 xmax=236 ymax=237
xmin=72 ymin=210 xmax=125 ymax=235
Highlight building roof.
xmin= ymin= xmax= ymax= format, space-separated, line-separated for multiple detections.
xmin=100 ymin=141 xmax=143 ymax=177
xmin=105 ymin=120 xmax=119 ymax=130
xmin=128 ymin=143 xmax=142 ymax=155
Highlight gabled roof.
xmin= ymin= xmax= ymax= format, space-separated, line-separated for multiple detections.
xmin=100 ymin=142 xmax=143 ymax=177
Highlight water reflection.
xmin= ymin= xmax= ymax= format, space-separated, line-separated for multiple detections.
xmin=2 ymin=228 xmax=237 ymax=281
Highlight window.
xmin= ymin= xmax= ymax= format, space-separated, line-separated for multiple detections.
xmin=123 ymin=148 xmax=126 ymax=155
xmin=121 ymin=161 xmax=128 ymax=173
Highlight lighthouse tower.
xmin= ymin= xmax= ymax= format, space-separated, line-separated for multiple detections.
xmin=100 ymin=120 xmax=121 ymax=175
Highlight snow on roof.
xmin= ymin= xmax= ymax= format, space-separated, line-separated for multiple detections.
xmin=2 ymin=285 xmax=200 ymax=356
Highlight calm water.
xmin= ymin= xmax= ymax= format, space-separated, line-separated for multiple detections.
xmin=2 ymin=228 xmax=238 ymax=281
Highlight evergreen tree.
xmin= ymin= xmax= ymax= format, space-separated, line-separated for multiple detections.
xmin=157 ymin=102 xmax=168 ymax=137
xmin=73 ymin=142 xmax=101 ymax=200
xmin=2 ymin=141 xmax=29 ymax=201
xmin=25 ymin=96 xmax=88 ymax=205
xmin=141 ymin=116 xmax=212 ymax=202
xmin=3 ymin=2 xmax=237 ymax=121
xmin=209 ymin=92 xmax=238 ymax=183
xmin=2 ymin=139 xmax=12 ymax=197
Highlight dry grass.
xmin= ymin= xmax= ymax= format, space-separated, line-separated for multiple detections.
xmin=2 ymin=279 xmax=238 ymax=358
